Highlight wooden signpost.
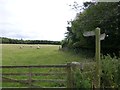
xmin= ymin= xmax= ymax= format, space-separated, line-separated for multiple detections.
xmin=95 ymin=28 xmax=101 ymax=88
xmin=83 ymin=27 xmax=105 ymax=88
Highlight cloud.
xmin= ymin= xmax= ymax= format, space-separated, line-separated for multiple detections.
xmin=0 ymin=0 xmax=84 ymax=41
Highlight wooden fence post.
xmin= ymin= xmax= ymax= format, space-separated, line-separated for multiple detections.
xmin=67 ymin=63 xmax=73 ymax=88
xmin=28 ymin=66 xmax=32 ymax=87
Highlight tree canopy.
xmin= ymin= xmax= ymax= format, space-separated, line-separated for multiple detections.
xmin=1 ymin=37 xmax=61 ymax=45
xmin=62 ymin=2 xmax=120 ymax=56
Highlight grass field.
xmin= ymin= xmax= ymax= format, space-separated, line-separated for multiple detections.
xmin=2 ymin=44 xmax=92 ymax=66
xmin=1 ymin=44 xmax=94 ymax=87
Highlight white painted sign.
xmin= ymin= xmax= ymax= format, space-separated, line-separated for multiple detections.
xmin=83 ymin=31 xmax=95 ymax=37
xmin=100 ymin=33 xmax=106 ymax=40
xmin=83 ymin=31 xmax=106 ymax=40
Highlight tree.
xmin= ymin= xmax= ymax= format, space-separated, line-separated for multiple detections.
xmin=62 ymin=2 xmax=120 ymax=56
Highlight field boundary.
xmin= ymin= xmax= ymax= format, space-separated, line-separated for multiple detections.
xmin=1 ymin=63 xmax=84 ymax=88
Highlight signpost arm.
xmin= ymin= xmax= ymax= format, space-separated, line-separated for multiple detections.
xmin=95 ymin=27 xmax=101 ymax=88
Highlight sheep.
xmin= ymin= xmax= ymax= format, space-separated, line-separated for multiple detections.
xmin=37 ymin=46 xmax=40 ymax=49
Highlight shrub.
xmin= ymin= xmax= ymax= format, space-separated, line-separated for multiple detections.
xmin=101 ymin=55 xmax=120 ymax=88
xmin=74 ymin=69 xmax=91 ymax=89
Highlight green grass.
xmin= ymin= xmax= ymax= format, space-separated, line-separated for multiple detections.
xmin=2 ymin=44 xmax=94 ymax=87
xmin=2 ymin=44 xmax=92 ymax=66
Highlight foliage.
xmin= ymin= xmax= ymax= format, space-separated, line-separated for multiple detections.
xmin=62 ymin=2 xmax=120 ymax=56
xmin=101 ymin=55 xmax=120 ymax=88
xmin=74 ymin=69 xmax=91 ymax=89
xmin=1 ymin=37 xmax=61 ymax=45
xmin=73 ymin=55 xmax=120 ymax=89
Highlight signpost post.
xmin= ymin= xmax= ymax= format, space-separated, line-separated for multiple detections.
xmin=83 ymin=27 xmax=105 ymax=88
xmin=95 ymin=28 xmax=101 ymax=88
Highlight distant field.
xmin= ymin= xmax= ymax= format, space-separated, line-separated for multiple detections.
xmin=2 ymin=44 xmax=87 ymax=66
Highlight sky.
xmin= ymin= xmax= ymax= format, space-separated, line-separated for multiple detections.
xmin=0 ymin=0 xmax=91 ymax=41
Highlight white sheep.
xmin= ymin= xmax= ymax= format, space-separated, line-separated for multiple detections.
xmin=37 ymin=46 xmax=40 ymax=49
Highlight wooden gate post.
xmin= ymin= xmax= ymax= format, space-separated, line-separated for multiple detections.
xmin=67 ymin=63 xmax=73 ymax=88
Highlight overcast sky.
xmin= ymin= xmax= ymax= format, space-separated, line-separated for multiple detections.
xmin=0 ymin=0 xmax=91 ymax=41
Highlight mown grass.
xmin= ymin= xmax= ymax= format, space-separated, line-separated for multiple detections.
xmin=2 ymin=44 xmax=94 ymax=87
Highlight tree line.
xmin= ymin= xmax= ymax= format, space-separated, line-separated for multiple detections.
xmin=62 ymin=2 xmax=120 ymax=56
xmin=0 ymin=37 xmax=61 ymax=45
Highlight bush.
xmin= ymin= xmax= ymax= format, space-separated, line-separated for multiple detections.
xmin=101 ymin=55 xmax=120 ymax=88
xmin=116 ymin=62 xmax=120 ymax=87
xmin=74 ymin=69 xmax=91 ymax=89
